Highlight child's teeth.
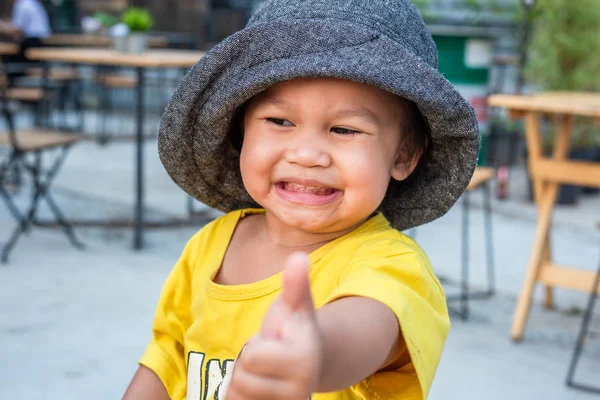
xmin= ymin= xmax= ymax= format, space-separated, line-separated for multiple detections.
xmin=284 ymin=182 xmax=334 ymax=195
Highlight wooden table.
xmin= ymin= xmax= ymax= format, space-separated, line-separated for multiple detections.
xmin=27 ymin=47 xmax=206 ymax=250
xmin=488 ymin=92 xmax=600 ymax=341
xmin=0 ymin=42 xmax=18 ymax=55
xmin=43 ymin=34 xmax=168 ymax=48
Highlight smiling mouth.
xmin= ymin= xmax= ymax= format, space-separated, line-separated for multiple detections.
xmin=274 ymin=181 xmax=340 ymax=205
xmin=281 ymin=182 xmax=336 ymax=196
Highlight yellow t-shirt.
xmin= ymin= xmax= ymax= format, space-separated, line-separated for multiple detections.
xmin=140 ymin=209 xmax=449 ymax=400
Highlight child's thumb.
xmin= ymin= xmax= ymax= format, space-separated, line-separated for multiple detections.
xmin=261 ymin=252 xmax=314 ymax=340
xmin=281 ymin=252 xmax=314 ymax=315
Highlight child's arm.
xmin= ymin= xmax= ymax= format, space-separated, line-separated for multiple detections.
xmin=122 ymin=365 xmax=170 ymax=400
xmin=224 ymin=253 xmax=402 ymax=399
xmin=314 ymin=295 xmax=401 ymax=391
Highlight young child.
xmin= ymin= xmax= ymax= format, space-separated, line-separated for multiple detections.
xmin=123 ymin=0 xmax=479 ymax=399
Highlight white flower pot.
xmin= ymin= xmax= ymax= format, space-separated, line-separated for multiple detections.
xmin=112 ymin=36 xmax=128 ymax=52
xmin=127 ymin=34 xmax=148 ymax=53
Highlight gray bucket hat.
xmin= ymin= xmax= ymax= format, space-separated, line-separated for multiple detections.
xmin=158 ymin=0 xmax=480 ymax=231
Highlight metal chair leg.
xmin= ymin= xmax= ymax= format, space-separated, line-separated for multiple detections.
xmin=447 ymin=181 xmax=496 ymax=319
xmin=459 ymin=190 xmax=470 ymax=319
xmin=565 ymin=252 xmax=600 ymax=394
xmin=33 ymin=147 xmax=84 ymax=249
xmin=99 ymin=83 xmax=112 ymax=145
xmin=0 ymin=152 xmax=24 ymax=222
xmin=1 ymin=179 xmax=40 ymax=263
xmin=0 ymin=185 xmax=23 ymax=223
xmin=25 ymin=152 xmax=43 ymax=229
xmin=43 ymin=191 xmax=84 ymax=249
xmin=71 ymin=79 xmax=85 ymax=133
xmin=483 ymin=181 xmax=495 ymax=295
xmin=2 ymin=146 xmax=84 ymax=263
xmin=1 ymin=219 xmax=29 ymax=263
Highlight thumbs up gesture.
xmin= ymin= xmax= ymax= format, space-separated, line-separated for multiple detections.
xmin=222 ymin=253 xmax=323 ymax=400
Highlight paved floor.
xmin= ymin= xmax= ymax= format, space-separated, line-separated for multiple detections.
xmin=1 ymin=131 xmax=599 ymax=398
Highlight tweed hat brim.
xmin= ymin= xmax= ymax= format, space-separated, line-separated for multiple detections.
xmin=158 ymin=17 xmax=480 ymax=231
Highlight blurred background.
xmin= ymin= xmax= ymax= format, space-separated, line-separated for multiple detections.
xmin=0 ymin=1 xmax=599 ymax=399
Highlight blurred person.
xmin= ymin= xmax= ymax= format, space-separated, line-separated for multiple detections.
xmin=0 ymin=0 xmax=51 ymax=80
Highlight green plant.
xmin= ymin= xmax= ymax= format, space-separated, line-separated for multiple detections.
xmin=526 ymin=0 xmax=600 ymax=150
xmin=121 ymin=7 xmax=154 ymax=33
xmin=526 ymin=0 xmax=600 ymax=92
xmin=411 ymin=0 xmax=522 ymax=23
xmin=93 ymin=11 xmax=119 ymax=28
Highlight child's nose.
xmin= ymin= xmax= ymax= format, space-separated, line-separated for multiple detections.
xmin=284 ymin=132 xmax=332 ymax=168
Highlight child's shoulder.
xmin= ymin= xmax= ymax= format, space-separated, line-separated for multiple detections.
xmin=339 ymin=213 xmax=426 ymax=259
xmin=317 ymin=213 xmax=432 ymax=280
xmin=180 ymin=209 xmax=251 ymax=260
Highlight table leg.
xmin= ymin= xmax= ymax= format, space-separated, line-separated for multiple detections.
xmin=543 ymin=241 xmax=554 ymax=309
xmin=134 ymin=67 xmax=144 ymax=250
xmin=511 ymin=187 xmax=557 ymax=340
xmin=511 ymin=114 xmax=573 ymax=341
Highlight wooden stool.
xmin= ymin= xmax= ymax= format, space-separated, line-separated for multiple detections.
xmin=4 ymin=87 xmax=45 ymax=102
xmin=25 ymin=66 xmax=83 ymax=131
xmin=565 ymin=221 xmax=600 ymax=394
xmin=26 ymin=66 xmax=80 ymax=81
xmin=95 ymin=72 xmax=138 ymax=144
xmin=0 ymin=83 xmax=49 ymax=127
xmin=446 ymin=167 xmax=496 ymax=319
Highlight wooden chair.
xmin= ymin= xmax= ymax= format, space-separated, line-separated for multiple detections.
xmin=95 ymin=68 xmax=138 ymax=145
xmin=0 ymin=68 xmax=84 ymax=263
xmin=25 ymin=65 xmax=84 ymax=132
xmin=0 ymin=62 xmax=53 ymax=128
xmin=565 ymin=221 xmax=600 ymax=394
xmin=446 ymin=166 xmax=496 ymax=319
xmin=26 ymin=66 xmax=80 ymax=82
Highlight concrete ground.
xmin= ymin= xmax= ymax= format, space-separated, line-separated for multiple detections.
xmin=1 ymin=114 xmax=600 ymax=398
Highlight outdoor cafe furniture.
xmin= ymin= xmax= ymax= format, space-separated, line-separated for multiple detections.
xmin=409 ymin=166 xmax=496 ymax=320
xmin=487 ymin=92 xmax=600 ymax=341
xmin=565 ymin=221 xmax=600 ymax=394
xmin=94 ymin=70 xmax=139 ymax=145
xmin=0 ymin=65 xmax=46 ymax=121
xmin=0 ymin=69 xmax=83 ymax=263
xmin=446 ymin=166 xmax=496 ymax=320
xmin=0 ymin=42 xmax=18 ymax=56
xmin=42 ymin=34 xmax=169 ymax=49
xmin=26 ymin=47 xmax=206 ymax=250
xmin=1 ymin=41 xmax=77 ymax=128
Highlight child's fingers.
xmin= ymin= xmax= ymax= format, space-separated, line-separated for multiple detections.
xmin=226 ymin=366 xmax=296 ymax=400
xmin=236 ymin=338 xmax=314 ymax=380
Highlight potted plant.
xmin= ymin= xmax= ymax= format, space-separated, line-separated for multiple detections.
xmin=121 ymin=7 xmax=155 ymax=53
xmin=93 ymin=11 xmax=119 ymax=31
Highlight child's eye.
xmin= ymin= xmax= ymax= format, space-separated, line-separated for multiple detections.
xmin=331 ymin=127 xmax=362 ymax=135
xmin=266 ymin=118 xmax=294 ymax=127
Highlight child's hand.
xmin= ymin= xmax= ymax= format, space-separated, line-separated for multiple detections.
xmin=222 ymin=253 xmax=322 ymax=400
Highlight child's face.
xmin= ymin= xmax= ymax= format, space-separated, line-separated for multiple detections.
xmin=240 ymin=77 xmax=419 ymax=235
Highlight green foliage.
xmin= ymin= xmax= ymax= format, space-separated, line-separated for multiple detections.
xmin=411 ymin=0 xmax=522 ymax=22
xmin=526 ymin=0 xmax=600 ymax=149
xmin=526 ymin=0 xmax=600 ymax=91
xmin=121 ymin=7 xmax=154 ymax=32
xmin=93 ymin=11 xmax=119 ymax=28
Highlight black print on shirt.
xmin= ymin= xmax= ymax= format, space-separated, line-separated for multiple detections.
xmin=187 ymin=351 xmax=235 ymax=400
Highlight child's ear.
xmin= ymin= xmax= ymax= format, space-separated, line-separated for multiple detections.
xmin=391 ymin=152 xmax=421 ymax=181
